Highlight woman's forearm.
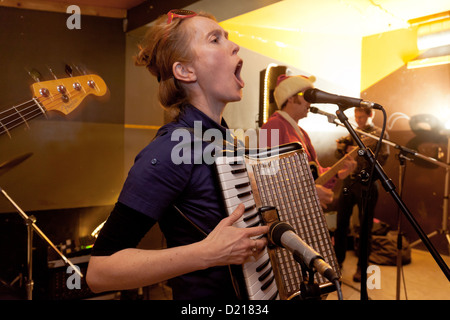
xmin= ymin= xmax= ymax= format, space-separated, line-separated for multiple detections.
xmin=86 ymin=242 xmax=209 ymax=293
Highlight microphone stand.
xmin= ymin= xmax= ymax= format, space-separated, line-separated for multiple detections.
xmin=318 ymin=108 xmax=449 ymax=298
xmin=395 ymin=152 xmax=412 ymax=300
xmin=0 ymin=187 xmax=83 ymax=300
xmin=293 ymin=254 xmax=322 ymax=300
xmin=335 ymin=107 xmax=450 ymax=300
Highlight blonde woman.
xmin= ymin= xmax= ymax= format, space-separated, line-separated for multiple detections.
xmin=87 ymin=10 xmax=268 ymax=300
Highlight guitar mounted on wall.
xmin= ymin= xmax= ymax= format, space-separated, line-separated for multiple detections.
xmin=0 ymin=74 xmax=107 ymax=138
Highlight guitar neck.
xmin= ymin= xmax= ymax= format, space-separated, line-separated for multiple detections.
xmin=0 ymin=98 xmax=46 ymax=137
xmin=0 ymin=73 xmax=107 ymax=138
xmin=315 ymin=147 xmax=358 ymax=186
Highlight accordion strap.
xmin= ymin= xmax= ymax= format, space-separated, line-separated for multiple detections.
xmin=172 ymin=204 xmax=244 ymax=300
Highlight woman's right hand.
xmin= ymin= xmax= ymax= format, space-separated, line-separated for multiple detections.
xmin=200 ymin=204 xmax=269 ymax=267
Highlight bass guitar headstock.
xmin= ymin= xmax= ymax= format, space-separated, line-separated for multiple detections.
xmin=31 ymin=74 xmax=107 ymax=115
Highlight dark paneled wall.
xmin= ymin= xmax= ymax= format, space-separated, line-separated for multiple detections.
xmin=0 ymin=7 xmax=128 ymax=297
xmin=0 ymin=7 xmax=126 ymax=213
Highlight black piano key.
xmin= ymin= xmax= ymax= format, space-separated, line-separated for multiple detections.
xmin=256 ymin=258 xmax=270 ymax=272
xmin=269 ymin=291 xmax=279 ymax=300
xmin=231 ymin=168 xmax=247 ymax=174
xmin=237 ymin=191 xmax=252 ymax=198
xmin=258 ymin=268 xmax=272 ymax=282
xmin=235 ymin=182 xmax=250 ymax=189
xmin=243 ymin=212 xmax=258 ymax=222
xmin=244 ymin=204 xmax=256 ymax=212
xmin=261 ymin=275 xmax=275 ymax=291
xmin=247 ymin=219 xmax=261 ymax=228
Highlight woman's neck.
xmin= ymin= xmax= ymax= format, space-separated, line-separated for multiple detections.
xmin=189 ymin=97 xmax=225 ymax=125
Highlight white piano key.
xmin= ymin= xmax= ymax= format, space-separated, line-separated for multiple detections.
xmin=215 ymin=156 xmax=245 ymax=166
xmin=215 ymin=162 xmax=247 ymax=174
xmin=246 ymin=272 xmax=276 ymax=300
xmin=219 ymin=177 xmax=251 ymax=192
xmin=224 ymin=192 xmax=255 ymax=208
xmin=232 ymin=214 xmax=261 ymax=229
xmin=221 ymin=184 xmax=252 ymax=200
xmin=218 ymin=170 xmax=249 ymax=182
xmin=246 ymin=277 xmax=264 ymax=298
xmin=259 ymin=282 xmax=279 ymax=300
xmin=226 ymin=199 xmax=256 ymax=214
xmin=233 ymin=219 xmax=251 ymax=229
xmin=246 ymin=258 xmax=271 ymax=285
xmin=249 ymin=282 xmax=277 ymax=300
xmin=242 ymin=250 xmax=269 ymax=278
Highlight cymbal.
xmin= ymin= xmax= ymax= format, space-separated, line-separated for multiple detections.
xmin=0 ymin=153 xmax=33 ymax=177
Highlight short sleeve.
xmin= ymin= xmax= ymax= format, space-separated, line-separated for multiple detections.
xmin=118 ymin=131 xmax=195 ymax=221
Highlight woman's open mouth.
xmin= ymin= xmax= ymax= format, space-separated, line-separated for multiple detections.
xmin=234 ymin=60 xmax=244 ymax=88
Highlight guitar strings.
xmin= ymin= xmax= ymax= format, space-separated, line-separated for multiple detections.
xmin=0 ymin=75 xmax=100 ymax=119
xmin=0 ymin=88 xmax=90 ymax=136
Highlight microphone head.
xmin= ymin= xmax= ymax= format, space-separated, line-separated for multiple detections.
xmin=303 ymin=88 xmax=316 ymax=104
xmin=269 ymin=221 xmax=295 ymax=248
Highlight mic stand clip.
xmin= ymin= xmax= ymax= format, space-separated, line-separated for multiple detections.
xmin=293 ymin=252 xmax=322 ymax=300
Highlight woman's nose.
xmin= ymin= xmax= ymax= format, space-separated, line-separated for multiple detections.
xmin=231 ymin=40 xmax=240 ymax=55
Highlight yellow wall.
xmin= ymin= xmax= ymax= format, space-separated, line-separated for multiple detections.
xmin=361 ymin=26 xmax=420 ymax=92
xmin=220 ymin=20 xmax=363 ymax=97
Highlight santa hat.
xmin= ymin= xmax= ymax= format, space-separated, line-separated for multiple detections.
xmin=274 ymin=74 xmax=316 ymax=109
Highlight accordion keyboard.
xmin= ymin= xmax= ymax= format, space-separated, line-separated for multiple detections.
xmin=215 ymin=155 xmax=279 ymax=300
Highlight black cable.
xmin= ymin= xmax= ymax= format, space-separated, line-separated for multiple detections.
xmin=334 ymin=279 xmax=344 ymax=300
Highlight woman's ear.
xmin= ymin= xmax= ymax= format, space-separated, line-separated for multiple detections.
xmin=172 ymin=62 xmax=197 ymax=82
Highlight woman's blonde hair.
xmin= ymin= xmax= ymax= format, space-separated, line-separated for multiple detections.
xmin=135 ymin=11 xmax=216 ymax=115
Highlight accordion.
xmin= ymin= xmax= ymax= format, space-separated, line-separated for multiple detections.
xmin=214 ymin=142 xmax=341 ymax=300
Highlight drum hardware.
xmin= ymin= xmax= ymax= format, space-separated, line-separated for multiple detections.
xmin=0 ymin=153 xmax=82 ymax=300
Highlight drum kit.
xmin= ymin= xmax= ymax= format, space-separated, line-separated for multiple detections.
xmin=0 ymin=153 xmax=82 ymax=300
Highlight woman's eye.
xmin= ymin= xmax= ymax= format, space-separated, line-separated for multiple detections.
xmin=211 ymin=35 xmax=220 ymax=43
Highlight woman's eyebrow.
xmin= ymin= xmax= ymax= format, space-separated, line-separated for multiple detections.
xmin=206 ymin=28 xmax=229 ymax=39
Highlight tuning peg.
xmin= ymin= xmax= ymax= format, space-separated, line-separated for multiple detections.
xmin=65 ymin=64 xmax=73 ymax=77
xmin=47 ymin=66 xmax=58 ymax=80
xmin=27 ymin=68 xmax=42 ymax=82
xmin=74 ymin=64 xmax=88 ymax=75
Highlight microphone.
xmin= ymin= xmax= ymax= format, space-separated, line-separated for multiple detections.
xmin=309 ymin=106 xmax=338 ymax=123
xmin=269 ymin=221 xmax=339 ymax=282
xmin=304 ymin=88 xmax=381 ymax=110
